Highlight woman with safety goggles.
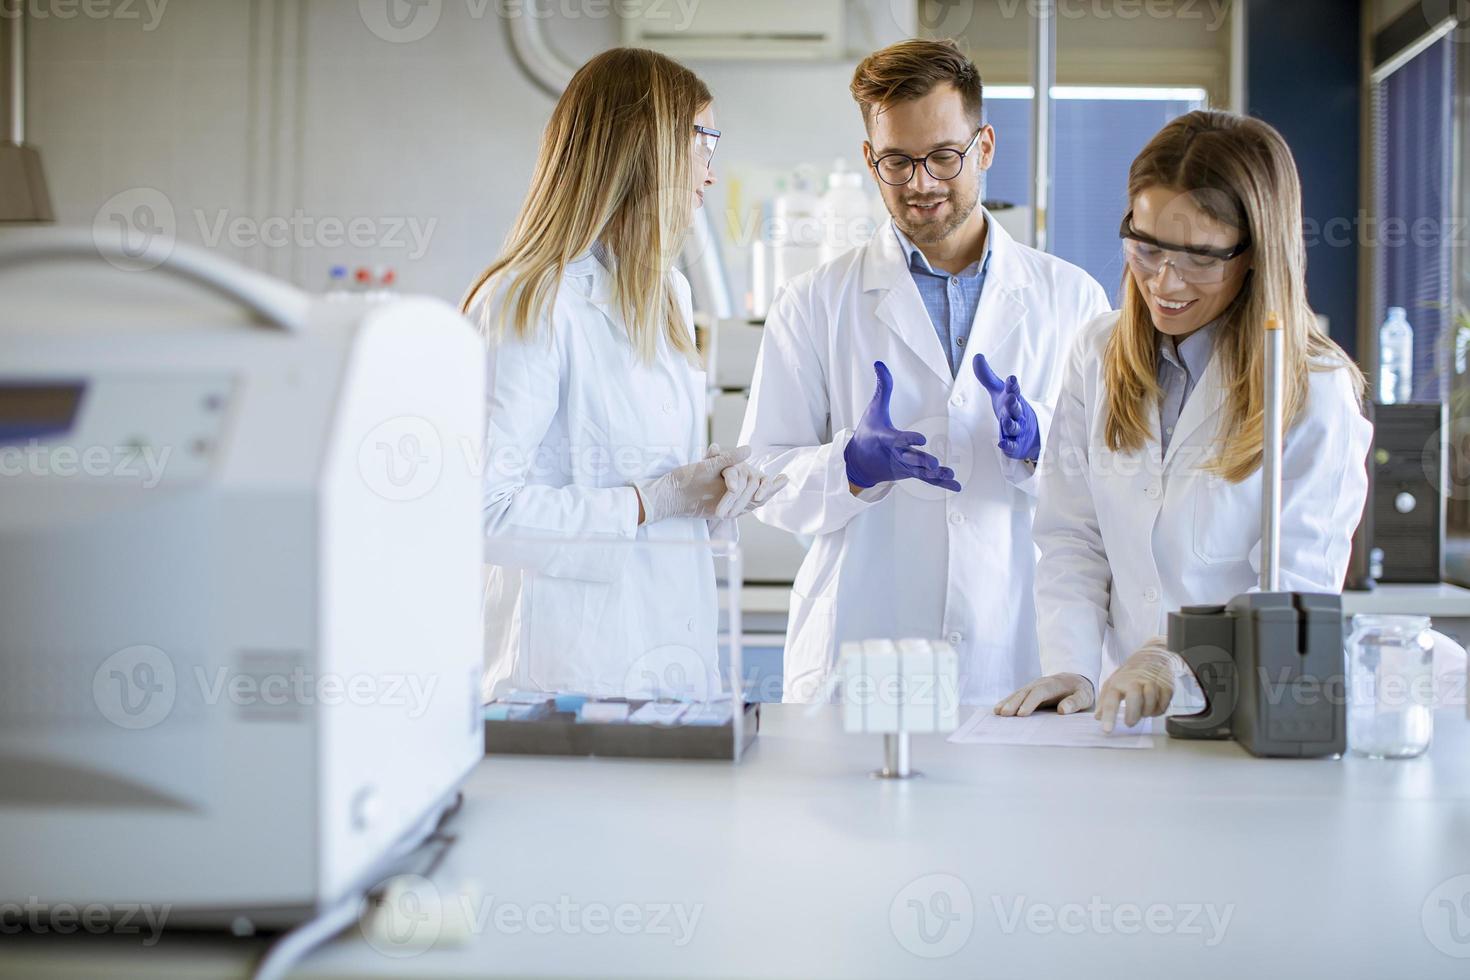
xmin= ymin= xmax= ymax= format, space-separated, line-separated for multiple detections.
xmin=995 ymin=109 xmax=1372 ymax=730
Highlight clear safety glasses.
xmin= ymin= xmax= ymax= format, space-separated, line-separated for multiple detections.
xmin=870 ymin=127 xmax=983 ymax=186
xmin=1119 ymin=210 xmax=1251 ymax=285
xmin=693 ymin=124 xmax=721 ymax=168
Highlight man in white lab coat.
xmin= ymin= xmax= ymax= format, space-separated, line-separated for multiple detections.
xmin=738 ymin=39 xmax=1111 ymax=704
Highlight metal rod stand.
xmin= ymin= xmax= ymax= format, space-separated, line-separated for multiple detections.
xmin=870 ymin=733 xmax=921 ymax=780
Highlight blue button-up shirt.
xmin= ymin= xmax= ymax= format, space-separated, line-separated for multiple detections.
xmin=893 ymin=221 xmax=992 ymax=378
xmin=1157 ymin=322 xmax=1218 ymax=453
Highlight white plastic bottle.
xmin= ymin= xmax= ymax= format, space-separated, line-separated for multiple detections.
xmin=1378 ymin=306 xmax=1414 ymax=404
xmin=818 ymin=158 xmax=875 ymax=265
xmin=771 ymin=169 xmax=823 ymax=288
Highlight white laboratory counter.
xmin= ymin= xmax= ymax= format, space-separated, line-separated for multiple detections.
xmin=4 ymin=705 xmax=1470 ymax=979
xmin=737 ymin=582 xmax=1470 ymax=627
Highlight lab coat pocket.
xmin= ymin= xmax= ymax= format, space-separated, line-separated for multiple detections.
xmin=523 ymin=575 xmax=610 ymax=691
xmin=1190 ymin=471 xmax=1256 ymax=565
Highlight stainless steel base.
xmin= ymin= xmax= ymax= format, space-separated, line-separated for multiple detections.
xmin=869 ymin=733 xmax=922 ymax=779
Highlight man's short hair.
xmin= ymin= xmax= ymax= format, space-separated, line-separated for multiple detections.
xmin=850 ymin=38 xmax=983 ymax=130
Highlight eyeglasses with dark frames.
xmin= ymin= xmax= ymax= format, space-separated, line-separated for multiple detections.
xmin=869 ymin=128 xmax=983 ymax=186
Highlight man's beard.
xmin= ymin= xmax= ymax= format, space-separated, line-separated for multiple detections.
xmin=893 ymin=181 xmax=981 ymax=244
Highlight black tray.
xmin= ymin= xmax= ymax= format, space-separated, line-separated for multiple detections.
xmin=484 ymin=701 xmax=759 ymax=761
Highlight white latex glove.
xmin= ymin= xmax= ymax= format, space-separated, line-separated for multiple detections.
xmin=1095 ymin=638 xmax=1176 ymax=733
xmin=708 ymin=444 xmax=790 ymax=520
xmin=994 ymin=672 xmax=1095 ymax=717
xmin=634 ymin=446 xmax=752 ymax=525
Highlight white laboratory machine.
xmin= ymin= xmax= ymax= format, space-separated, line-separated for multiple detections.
xmin=838 ymin=638 xmax=960 ymax=778
xmin=0 ymin=231 xmax=486 ymax=932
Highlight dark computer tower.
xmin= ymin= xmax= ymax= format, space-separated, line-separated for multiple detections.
xmin=1368 ymin=402 xmax=1446 ymax=583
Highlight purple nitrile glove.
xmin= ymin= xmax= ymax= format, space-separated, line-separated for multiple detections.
xmin=844 ymin=361 xmax=963 ymax=493
xmin=973 ymin=353 xmax=1042 ymax=462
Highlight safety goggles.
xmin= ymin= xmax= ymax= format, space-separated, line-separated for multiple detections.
xmin=1119 ymin=210 xmax=1250 ymax=285
xmin=693 ymin=125 xmax=721 ymax=167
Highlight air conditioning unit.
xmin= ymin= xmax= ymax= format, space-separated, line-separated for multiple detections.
xmin=621 ymin=0 xmax=846 ymax=61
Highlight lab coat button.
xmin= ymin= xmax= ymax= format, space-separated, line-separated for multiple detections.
xmin=949 ymin=512 xmax=965 ymax=526
xmin=686 ymin=618 xmax=695 ymax=632
xmin=1145 ymin=486 xmax=1160 ymax=499
xmin=661 ymin=403 xmax=674 ymax=415
xmin=947 ymin=632 xmax=963 ymax=647
xmin=1144 ymin=588 xmax=1160 ymax=603
xmin=951 ymin=394 xmax=966 ymax=407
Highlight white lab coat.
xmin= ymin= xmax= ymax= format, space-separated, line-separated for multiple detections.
xmin=470 ymin=253 xmax=724 ymax=700
xmin=1035 ymin=310 xmax=1373 ymax=692
xmin=739 ymin=213 xmax=1111 ymax=704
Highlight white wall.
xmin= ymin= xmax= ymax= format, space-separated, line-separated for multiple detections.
xmin=21 ymin=0 xmax=909 ymax=307
xmin=20 ymin=0 xmax=1237 ymax=308
xmin=25 ymin=0 xmax=611 ymax=302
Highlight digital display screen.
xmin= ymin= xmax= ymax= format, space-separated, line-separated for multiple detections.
xmin=0 ymin=383 xmax=86 ymax=444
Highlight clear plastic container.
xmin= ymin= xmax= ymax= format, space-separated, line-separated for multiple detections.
xmin=1378 ymin=306 xmax=1414 ymax=404
xmin=1347 ymin=614 xmax=1434 ymax=758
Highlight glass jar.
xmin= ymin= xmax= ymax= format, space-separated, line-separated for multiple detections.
xmin=1347 ymin=615 xmax=1434 ymax=759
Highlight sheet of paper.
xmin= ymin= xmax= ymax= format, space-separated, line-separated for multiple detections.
xmin=947 ymin=707 xmax=1155 ymax=749
xmin=577 ymin=702 xmax=630 ymax=724
xmin=628 ymin=702 xmax=690 ymax=726
xmin=502 ymin=690 xmax=554 ymax=705
xmin=681 ymin=701 xmax=735 ymax=726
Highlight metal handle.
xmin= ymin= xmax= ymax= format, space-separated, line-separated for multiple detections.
xmin=1261 ymin=312 xmax=1284 ymax=592
xmin=0 ymin=228 xmax=311 ymax=332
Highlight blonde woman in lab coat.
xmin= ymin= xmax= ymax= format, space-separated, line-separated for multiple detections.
xmin=996 ymin=110 xmax=1372 ymax=729
xmin=463 ymin=49 xmax=783 ymax=700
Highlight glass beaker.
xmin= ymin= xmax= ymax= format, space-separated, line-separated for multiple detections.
xmin=1347 ymin=615 xmax=1434 ymax=759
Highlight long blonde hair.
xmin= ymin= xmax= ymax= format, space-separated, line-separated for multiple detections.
xmin=1103 ymin=110 xmax=1364 ymax=483
xmin=461 ymin=48 xmax=708 ymax=364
